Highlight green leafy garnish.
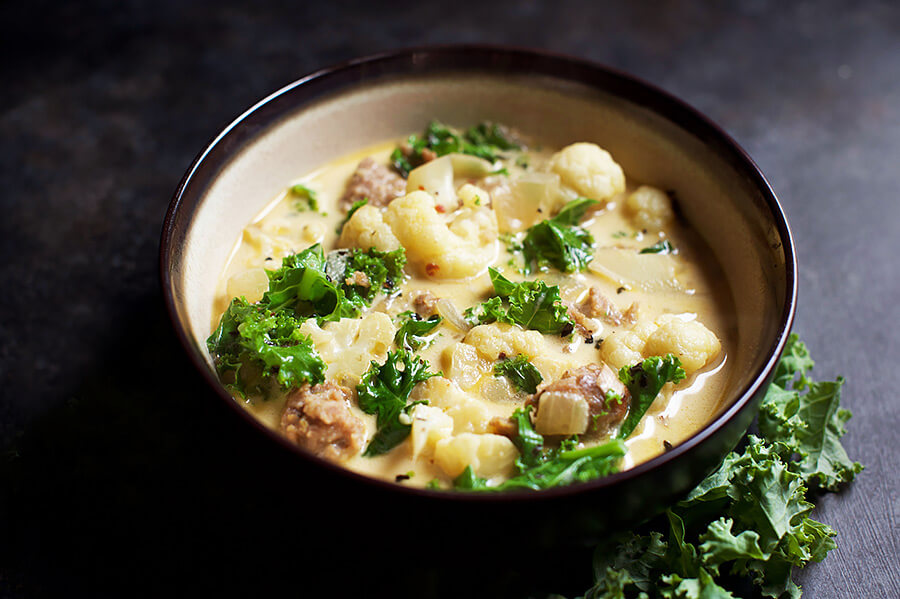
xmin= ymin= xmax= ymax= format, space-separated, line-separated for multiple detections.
xmin=289 ymin=183 xmax=319 ymax=212
xmin=262 ymin=245 xmax=349 ymax=320
xmin=757 ymin=336 xmax=863 ymax=491
xmin=394 ymin=311 xmax=442 ymax=351
xmin=206 ymin=298 xmax=326 ymax=398
xmin=493 ymin=354 xmax=543 ymax=394
xmin=357 ymin=349 xmax=440 ymax=457
xmin=521 ymin=197 xmax=599 ymax=274
xmin=465 ymin=268 xmax=574 ymax=335
xmin=338 ymin=247 xmax=406 ymax=310
xmin=454 ymin=408 xmax=626 ymax=492
xmin=335 ymin=197 xmax=368 ymax=234
xmin=617 ymin=355 xmax=687 ymax=439
xmin=583 ymin=334 xmax=862 ymax=598
xmin=640 ymin=240 xmax=677 ymax=255
xmin=390 ymin=120 xmax=520 ymax=177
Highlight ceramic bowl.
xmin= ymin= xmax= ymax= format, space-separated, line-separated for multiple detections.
xmin=160 ymin=45 xmax=795 ymax=543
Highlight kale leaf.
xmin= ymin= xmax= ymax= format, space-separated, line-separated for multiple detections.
xmin=521 ymin=197 xmax=599 ymax=274
xmin=757 ymin=335 xmax=863 ymax=491
xmin=206 ymin=297 xmax=326 ymax=398
xmin=394 ymin=311 xmax=442 ymax=351
xmin=453 ymin=406 xmax=626 ymax=491
xmin=339 ymin=247 xmax=406 ymax=310
xmin=357 ymin=349 xmax=440 ymax=457
xmin=640 ymin=240 xmax=676 ymax=255
xmin=494 ymin=354 xmax=543 ymax=394
xmin=289 ymin=183 xmax=319 ymax=212
xmin=583 ymin=334 xmax=862 ymax=599
xmin=465 ymin=268 xmax=574 ymax=335
xmin=617 ymin=355 xmax=687 ymax=439
xmin=390 ymin=120 xmax=520 ymax=177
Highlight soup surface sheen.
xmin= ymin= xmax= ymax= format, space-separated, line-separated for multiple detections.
xmin=210 ymin=123 xmax=736 ymax=490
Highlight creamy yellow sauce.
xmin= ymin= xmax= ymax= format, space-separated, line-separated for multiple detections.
xmin=211 ymin=134 xmax=736 ymax=488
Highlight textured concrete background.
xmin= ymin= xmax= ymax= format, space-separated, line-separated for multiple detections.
xmin=1 ymin=1 xmax=898 ymax=597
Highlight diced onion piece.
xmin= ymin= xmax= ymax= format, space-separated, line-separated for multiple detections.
xmin=480 ymin=375 xmax=518 ymax=403
xmin=493 ymin=172 xmax=561 ymax=232
xmin=449 ymin=153 xmax=494 ymax=178
xmin=442 ymin=343 xmax=490 ymax=390
xmin=533 ymin=391 xmax=590 ymax=435
xmin=436 ymin=298 xmax=472 ymax=333
xmin=226 ymin=268 xmax=269 ymax=303
xmin=407 ymin=155 xmax=455 ymax=211
xmin=589 ymin=248 xmax=682 ymax=291
xmin=433 ymin=433 xmax=517 ymax=478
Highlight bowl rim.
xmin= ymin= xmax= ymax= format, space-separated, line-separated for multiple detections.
xmin=160 ymin=43 xmax=797 ymax=503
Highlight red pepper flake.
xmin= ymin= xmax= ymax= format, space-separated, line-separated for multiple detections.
xmin=425 ymin=263 xmax=440 ymax=277
xmin=435 ymin=204 xmax=446 ymax=213
xmin=418 ymin=185 xmax=425 ymax=191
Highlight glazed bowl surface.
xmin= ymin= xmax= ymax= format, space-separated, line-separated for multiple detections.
xmin=160 ymin=45 xmax=795 ymax=541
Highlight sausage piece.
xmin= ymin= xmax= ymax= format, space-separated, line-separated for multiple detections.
xmin=341 ymin=157 xmax=407 ymax=210
xmin=280 ymin=382 xmax=366 ymax=461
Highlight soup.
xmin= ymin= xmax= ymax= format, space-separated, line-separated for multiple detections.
xmin=208 ymin=122 xmax=736 ymax=490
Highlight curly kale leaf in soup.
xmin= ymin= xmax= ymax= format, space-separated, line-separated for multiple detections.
xmin=207 ymin=121 xmax=736 ymax=491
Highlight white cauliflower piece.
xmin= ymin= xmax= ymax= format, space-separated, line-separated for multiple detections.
xmin=457 ymin=183 xmax=489 ymax=209
xmin=549 ymin=142 xmax=625 ymax=202
xmin=462 ymin=322 xmax=546 ymax=361
xmin=601 ymin=315 xmax=721 ymax=374
xmin=298 ymin=312 xmax=395 ymax=387
xmin=409 ymin=404 xmax=454 ymax=459
xmin=411 ymin=377 xmax=491 ymax=434
xmin=644 ymin=314 xmax=721 ymax=373
xmin=625 ymin=185 xmax=675 ymax=232
xmin=433 ymin=433 xmax=518 ymax=479
xmin=442 ymin=342 xmax=492 ymax=390
xmin=384 ymin=190 xmax=498 ymax=279
xmin=338 ymin=204 xmax=400 ymax=251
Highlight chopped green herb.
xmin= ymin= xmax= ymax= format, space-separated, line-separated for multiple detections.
xmin=612 ymin=230 xmax=629 ymax=239
xmin=465 ymin=268 xmax=573 ymax=335
xmin=394 ymin=311 xmax=442 ymax=351
xmin=494 ymin=354 xmax=543 ymax=394
xmin=335 ymin=197 xmax=368 ymax=234
xmin=338 ymin=247 xmax=406 ymax=310
xmin=583 ymin=334 xmax=862 ymax=598
xmin=289 ymin=183 xmax=319 ymax=212
xmin=390 ymin=120 xmax=520 ymax=177
xmin=499 ymin=232 xmax=524 ymax=255
xmin=515 ymin=154 xmax=530 ymax=169
xmin=357 ymin=349 xmax=440 ymax=457
xmin=206 ymin=298 xmax=326 ymax=399
xmin=454 ymin=406 xmax=626 ymax=491
xmin=521 ymin=197 xmax=600 ymax=274
xmin=617 ymin=355 xmax=686 ymax=439
xmin=640 ymin=240 xmax=677 ymax=254
xmin=489 ymin=167 xmax=510 ymax=176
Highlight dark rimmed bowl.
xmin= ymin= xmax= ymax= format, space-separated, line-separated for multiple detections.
xmin=160 ymin=45 xmax=795 ymax=547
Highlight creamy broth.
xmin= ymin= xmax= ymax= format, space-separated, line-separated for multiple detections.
xmin=210 ymin=126 xmax=736 ymax=489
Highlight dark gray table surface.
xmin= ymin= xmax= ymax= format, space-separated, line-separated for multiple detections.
xmin=2 ymin=1 xmax=898 ymax=597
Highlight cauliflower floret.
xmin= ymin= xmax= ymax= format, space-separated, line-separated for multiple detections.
xmin=384 ymin=190 xmax=498 ymax=279
xmin=600 ymin=328 xmax=647 ymax=370
xmin=457 ymin=183 xmax=489 ymax=209
xmin=337 ymin=204 xmax=400 ymax=251
xmin=411 ymin=377 xmax=491 ymax=434
xmin=462 ymin=322 xmax=546 ymax=361
xmin=433 ymin=433 xmax=518 ymax=479
xmin=409 ymin=404 xmax=454 ymax=459
xmin=442 ymin=342 xmax=491 ymax=390
xmin=601 ymin=315 xmax=721 ymax=373
xmin=644 ymin=314 xmax=721 ymax=373
xmin=549 ymin=142 xmax=625 ymax=202
xmin=298 ymin=312 xmax=395 ymax=387
xmin=625 ymin=185 xmax=675 ymax=232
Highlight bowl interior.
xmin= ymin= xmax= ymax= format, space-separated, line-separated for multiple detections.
xmin=167 ymin=67 xmax=790 ymax=424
